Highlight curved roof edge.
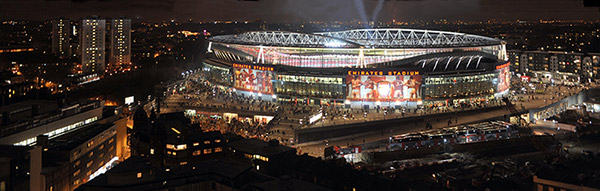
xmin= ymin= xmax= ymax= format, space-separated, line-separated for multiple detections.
xmin=209 ymin=31 xmax=362 ymax=48
xmin=316 ymin=28 xmax=503 ymax=48
xmin=209 ymin=28 xmax=504 ymax=49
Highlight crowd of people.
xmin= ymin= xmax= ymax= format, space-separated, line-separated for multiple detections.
xmin=158 ymin=72 xmax=590 ymax=143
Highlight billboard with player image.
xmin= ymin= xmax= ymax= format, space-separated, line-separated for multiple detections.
xmin=496 ymin=62 xmax=510 ymax=93
xmin=233 ymin=64 xmax=274 ymax=94
xmin=346 ymin=72 xmax=422 ymax=102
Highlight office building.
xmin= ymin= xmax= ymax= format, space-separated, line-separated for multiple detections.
xmin=0 ymin=100 xmax=104 ymax=146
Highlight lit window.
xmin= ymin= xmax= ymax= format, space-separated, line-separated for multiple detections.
xmin=193 ymin=150 xmax=202 ymax=156
xmin=137 ymin=172 xmax=142 ymax=178
xmin=73 ymin=169 xmax=80 ymax=177
xmin=203 ymin=149 xmax=212 ymax=154
xmin=180 ymin=161 xmax=187 ymax=165
xmin=214 ymin=139 xmax=221 ymax=143
xmin=214 ymin=147 xmax=222 ymax=153
xmin=150 ymin=148 xmax=154 ymax=155
xmin=204 ymin=141 xmax=210 ymax=144
xmin=87 ymin=141 xmax=94 ymax=148
xmin=86 ymin=161 xmax=93 ymax=168
xmin=193 ymin=142 xmax=199 ymax=146
xmin=166 ymin=144 xmax=175 ymax=150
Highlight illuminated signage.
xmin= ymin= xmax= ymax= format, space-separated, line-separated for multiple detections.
xmin=309 ymin=112 xmax=323 ymax=124
xmin=125 ymin=96 xmax=134 ymax=105
xmin=233 ymin=63 xmax=274 ymax=71
xmin=496 ymin=62 xmax=510 ymax=70
xmin=347 ymin=70 xmax=419 ymax=76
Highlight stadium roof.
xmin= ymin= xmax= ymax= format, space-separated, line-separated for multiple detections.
xmin=209 ymin=28 xmax=503 ymax=49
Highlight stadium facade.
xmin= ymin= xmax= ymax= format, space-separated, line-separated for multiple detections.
xmin=203 ymin=28 xmax=510 ymax=109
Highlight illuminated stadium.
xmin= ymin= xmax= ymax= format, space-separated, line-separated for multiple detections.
xmin=204 ymin=28 xmax=510 ymax=109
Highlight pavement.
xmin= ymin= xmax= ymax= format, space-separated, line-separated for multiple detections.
xmin=158 ymin=78 xmax=592 ymax=158
xmin=296 ymin=85 xmax=590 ymax=158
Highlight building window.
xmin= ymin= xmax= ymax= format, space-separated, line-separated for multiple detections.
xmin=137 ymin=172 xmax=142 ymax=179
xmin=180 ymin=161 xmax=187 ymax=166
xmin=108 ymin=138 xmax=114 ymax=144
xmin=203 ymin=149 xmax=212 ymax=154
xmin=73 ymin=169 xmax=80 ymax=177
xmin=88 ymin=151 xmax=94 ymax=157
xmin=193 ymin=142 xmax=199 ymax=146
xmin=204 ymin=141 xmax=211 ymax=144
xmin=214 ymin=147 xmax=222 ymax=153
xmin=86 ymin=161 xmax=93 ymax=168
xmin=214 ymin=139 xmax=221 ymax=143
xmin=166 ymin=144 xmax=175 ymax=150
xmin=150 ymin=148 xmax=154 ymax=155
xmin=87 ymin=141 xmax=94 ymax=148
xmin=73 ymin=160 xmax=80 ymax=168
xmin=99 ymin=144 xmax=104 ymax=150
xmin=193 ymin=150 xmax=202 ymax=156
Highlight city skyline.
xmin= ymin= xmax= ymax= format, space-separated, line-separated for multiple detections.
xmin=0 ymin=0 xmax=598 ymax=22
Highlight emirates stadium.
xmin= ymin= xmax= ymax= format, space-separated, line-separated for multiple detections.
xmin=203 ymin=28 xmax=510 ymax=109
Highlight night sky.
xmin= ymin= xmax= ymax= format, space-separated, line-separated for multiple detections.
xmin=0 ymin=0 xmax=598 ymax=22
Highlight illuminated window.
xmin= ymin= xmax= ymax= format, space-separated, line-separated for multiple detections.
xmin=74 ymin=160 xmax=80 ymax=167
xmin=203 ymin=141 xmax=210 ymax=144
xmin=137 ymin=172 xmax=142 ymax=178
xmin=180 ymin=161 xmax=187 ymax=165
xmin=176 ymin=144 xmax=187 ymax=150
xmin=193 ymin=150 xmax=202 ymax=156
xmin=166 ymin=144 xmax=175 ymax=150
xmin=150 ymin=148 xmax=154 ymax=155
xmin=73 ymin=169 xmax=80 ymax=177
xmin=99 ymin=144 xmax=104 ymax=150
xmin=193 ymin=142 xmax=199 ymax=146
xmin=214 ymin=139 xmax=221 ymax=143
xmin=203 ymin=149 xmax=212 ymax=154
xmin=86 ymin=161 xmax=93 ymax=168
xmin=214 ymin=147 xmax=222 ymax=153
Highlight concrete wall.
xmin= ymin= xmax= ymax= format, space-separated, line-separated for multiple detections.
xmin=295 ymin=116 xmax=424 ymax=144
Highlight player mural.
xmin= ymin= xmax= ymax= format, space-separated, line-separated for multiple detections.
xmin=496 ymin=63 xmax=510 ymax=93
xmin=233 ymin=64 xmax=274 ymax=94
xmin=346 ymin=73 xmax=422 ymax=102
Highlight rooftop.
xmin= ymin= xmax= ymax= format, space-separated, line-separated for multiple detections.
xmin=209 ymin=28 xmax=503 ymax=49
xmin=228 ymin=138 xmax=295 ymax=157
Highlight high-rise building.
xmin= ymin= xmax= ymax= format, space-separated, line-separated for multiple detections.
xmin=109 ymin=18 xmax=131 ymax=72
xmin=51 ymin=18 xmax=70 ymax=57
xmin=80 ymin=17 xmax=106 ymax=75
